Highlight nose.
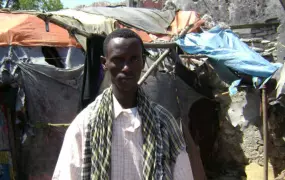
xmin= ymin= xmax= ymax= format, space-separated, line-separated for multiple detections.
xmin=121 ymin=62 xmax=130 ymax=72
xmin=121 ymin=59 xmax=132 ymax=72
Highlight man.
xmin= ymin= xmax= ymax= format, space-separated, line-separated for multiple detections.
xmin=53 ymin=29 xmax=196 ymax=180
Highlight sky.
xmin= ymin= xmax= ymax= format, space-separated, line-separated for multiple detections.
xmin=61 ymin=0 xmax=122 ymax=8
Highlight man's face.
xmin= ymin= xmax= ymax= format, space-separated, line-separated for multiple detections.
xmin=103 ymin=37 xmax=144 ymax=92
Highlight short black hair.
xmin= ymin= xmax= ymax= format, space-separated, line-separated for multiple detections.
xmin=103 ymin=28 xmax=145 ymax=57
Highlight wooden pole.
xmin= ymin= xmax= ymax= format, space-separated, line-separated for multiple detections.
xmin=138 ymin=23 xmax=195 ymax=85
xmin=262 ymin=87 xmax=268 ymax=180
xmin=37 ymin=14 xmax=105 ymax=38
xmin=138 ymin=49 xmax=170 ymax=85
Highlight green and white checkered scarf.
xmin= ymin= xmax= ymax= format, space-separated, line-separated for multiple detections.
xmin=81 ymin=87 xmax=185 ymax=180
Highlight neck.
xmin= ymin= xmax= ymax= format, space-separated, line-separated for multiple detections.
xmin=112 ymin=86 xmax=137 ymax=109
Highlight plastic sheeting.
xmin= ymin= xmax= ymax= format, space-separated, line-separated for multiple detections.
xmin=176 ymin=26 xmax=282 ymax=85
xmin=18 ymin=62 xmax=83 ymax=177
xmin=0 ymin=46 xmax=84 ymax=177
xmin=0 ymin=46 xmax=84 ymax=70
xmin=80 ymin=7 xmax=176 ymax=34
xmin=0 ymin=12 xmax=81 ymax=47
xmin=0 ymin=109 xmax=9 ymax=150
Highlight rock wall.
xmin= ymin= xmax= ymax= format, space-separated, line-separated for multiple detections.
xmin=172 ymin=0 xmax=284 ymax=25
xmin=205 ymin=64 xmax=285 ymax=179
xmin=232 ymin=23 xmax=279 ymax=63
xmin=166 ymin=0 xmax=285 ymax=178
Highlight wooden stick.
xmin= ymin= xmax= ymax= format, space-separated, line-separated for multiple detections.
xmin=179 ymin=23 xmax=195 ymax=38
xmin=138 ymin=49 xmax=170 ymax=85
xmin=138 ymin=23 xmax=195 ymax=85
xmin=37 ymin=14 xmax=105 ymax=38
xmin=214 ymin=91 xmax=230 ymax=98
xmin=262 ymin=87 xmax=268 ymax=180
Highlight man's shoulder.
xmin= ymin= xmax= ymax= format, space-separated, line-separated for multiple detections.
xmin=149 ymin=101 xmax=175 ymax=122
xmin=150 ymin=100 xmax=185 ymax=147
xmin=84 ymin=94 xmax=103 ymax=112
xmin=72 ymin=94 xmax=103 ymax=126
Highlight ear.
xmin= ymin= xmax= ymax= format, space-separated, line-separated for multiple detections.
xmin=100 ymin=56 xmax=108 ymax=71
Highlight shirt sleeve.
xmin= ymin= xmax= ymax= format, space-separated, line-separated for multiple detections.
xmin=173 ymin=150 xmax=194 ymax=180
xmin=52 ymin=114 xmax=84 ymax=180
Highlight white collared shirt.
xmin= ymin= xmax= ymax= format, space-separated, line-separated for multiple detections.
xmin=52 ymin=95 xmax=194 ymax=180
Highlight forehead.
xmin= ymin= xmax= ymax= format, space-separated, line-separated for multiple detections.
xmin=106 ymin=37 xmax=142 ymax=57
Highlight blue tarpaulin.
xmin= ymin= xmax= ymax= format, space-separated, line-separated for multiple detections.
xmin=176 ymin=26 xmax=282 ymax=93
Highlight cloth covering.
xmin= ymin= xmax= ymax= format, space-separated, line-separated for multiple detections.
xmin=80 ymin=7 xmax=175 ymax=34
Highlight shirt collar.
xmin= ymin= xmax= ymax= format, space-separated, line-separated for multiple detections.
xmin=112 ymin=94 xmax=137 ymax=119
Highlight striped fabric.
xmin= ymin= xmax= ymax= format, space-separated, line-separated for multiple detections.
xmin=81 ymin=87 xmax=185 ymax=180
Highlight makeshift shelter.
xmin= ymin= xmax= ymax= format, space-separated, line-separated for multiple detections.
xmin=0 ymin=11 xmax=85 ymax=179
xmin=41 ymin=7 xmax=217 ymax=179
xmin=2 ymin=5 xmax=284 ymax=180
xmin=0 ymin=7 xmax=214 ymax=179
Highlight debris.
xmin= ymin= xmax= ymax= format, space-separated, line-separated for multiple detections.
xmin=260 ymin=52 xmax=272 ymax=56
xmin=245 ymin=163 xmax=275 ymax=180
xmin=261 ymin=40 xmax=271 ymax=44
xmin=250 ymin=47 xmax=264 ymax=52
xmin=240 ymin=38 xmax=263 ymax=43
xmin=201 ymin=14 xmax=216 ymax=30
xmin=267 ymin=42 xmax=277 ymax=48
xmin=275 ymin=169 xmax=285 ymax=180
xmin=265 ymin=47 xmax=276 ymax=52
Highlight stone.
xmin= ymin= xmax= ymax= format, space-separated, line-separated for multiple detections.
xmin=261 ymin=52 xmax=272 ymax=56
xmin=267 ymin=29 xmax=277 ymax=35
xmin=251 ymin=47 xmax=264 ymax=52
xmin=172 ymin=0 xmax=285 ymax=25
xmin=251 ymin=28 xmax=262 ymax=34
xmin=242 ymin=38 xmax=263 ymax=43
xmin=267 ymin=42 xmax=277 ymax=48
xmin=233 ymin=28 xmax=251 ymax=34
xmin=261 ymin=40 xmax=271 ymax=44
xmin=245 ymin=163 xmax=275 ymax=180
xmin=272 ymin=50 xmax=278 ymax=57
xmin=240 ymin=38 xmax=252 ymax=42
xmin=258 ymin=146 xmax=264 ymax=154
xmin=239 ymin=34 xmax=254 ymax=39
xmin=275 ymin=170 xmax=285 ymax=180
xmin=277 ymin=22 xmax=285 ymax=64
xmin=265 ymin=47 xmax=276 ymax=52
xmin=255 ymin=31 xmax=268 ymax=37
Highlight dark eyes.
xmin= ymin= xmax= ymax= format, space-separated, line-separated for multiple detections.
xmin=111 ymin=56 xmax=140 ymax=64
xmin=130 ymin=56 xmax=139 ymax=62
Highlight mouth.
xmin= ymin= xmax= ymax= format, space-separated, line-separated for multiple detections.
xmin=121 ymin=76 xmax=134 ymax=80
xmin=118 ymin=76 xmax=135 ymax=85
xmin=119 ymin=75 xmax=135 ymax=80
